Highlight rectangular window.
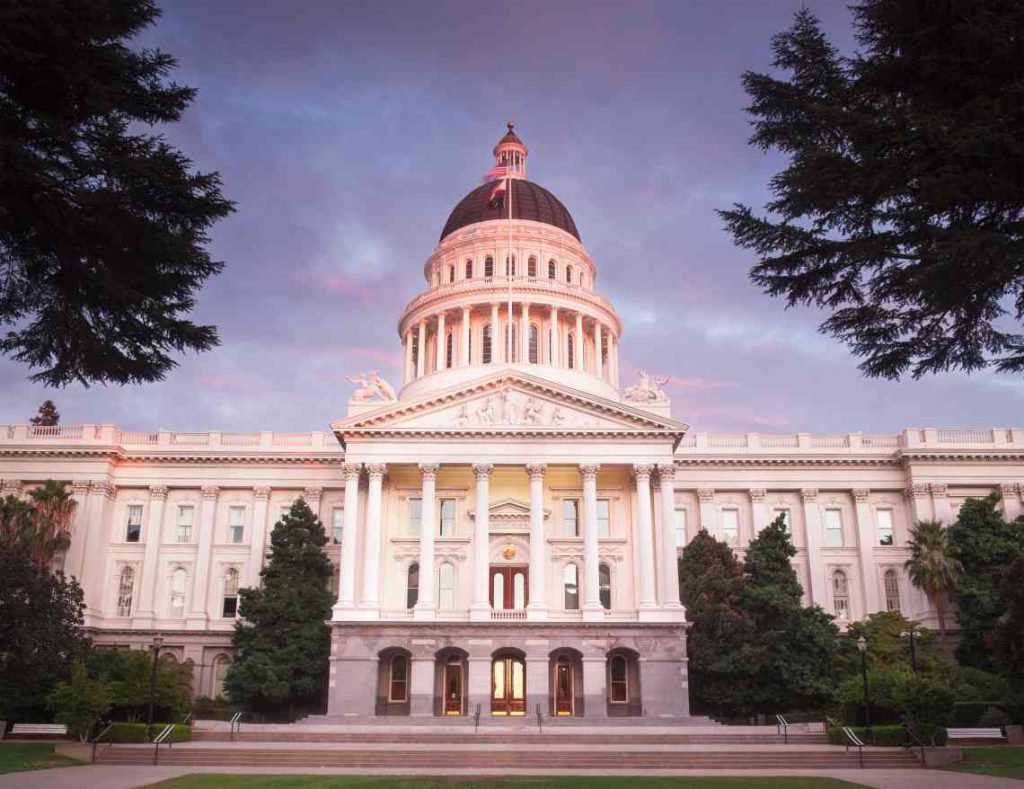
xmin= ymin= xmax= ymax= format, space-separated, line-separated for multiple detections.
xmin=408 ymin=498 xmax=422 ymax=536
xmin=176 ymin=505 xmax=194 ymax=543
xmin=824 ymin=508 xmax=844 ymax=547
xmin=439 ymin=499 xmax=456 ymax=537
xmin=279 ymin=503 xmax=291 ymax=521
xmin=597 ymin=499 xmax=611 ymax=538
xmin=770 ymin=507 xmax=790 ymax=534
xmin=876 ymin=509 xmax=894 ymax=546
xmin=228 ymin=506 xmax=245 ymax=544
xmin=126 ymin=505 xmax=143 ymax=542
xmin=674 ymin=509 xmax=687 ymax=548
xmin=331 ymin=506 xmax=344 ymax=544
xmin=563 ymin=499 xmax=580 ymax=537
xmin=721 ymin=509 xmax=739 ymax=545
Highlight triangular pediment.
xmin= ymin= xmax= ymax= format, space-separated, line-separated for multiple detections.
xmin=331 ymin=370 xmax=687 ymax=441
xmin=468 ymin=497 xmax=546 ymax=533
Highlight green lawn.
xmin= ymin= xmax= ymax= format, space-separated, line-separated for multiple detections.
xmin=0 ymin=742 xmax=82 ymax=774
xmin=944 ymin=746 xmax=1024 ymax=780
xmin=147 ymin=777 xmax=867 ymax=789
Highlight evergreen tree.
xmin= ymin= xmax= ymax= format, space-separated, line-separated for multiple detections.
xmin=719 ymin=2 xmax=1024 ymax=379
xmin=904 ymin=520 xmax=962 ymax=649
xmin=225 ymin=498 xmax=333 ymax=717
xmin=29 ymin=400 xmax=60 ymax=426
xmin=948 ymin=494 xmax=1024 ymax=670
xmin=990 ymin=556 xmax=1024 ymax=689
xmin=678 ymin=530 xmax=746 ymax=714
xmin=0 ymin=0 xmax=234 ymax=386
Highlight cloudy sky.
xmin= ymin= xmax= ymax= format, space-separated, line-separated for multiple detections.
xmin=2 ymin=0 xmax=1021 ymax=434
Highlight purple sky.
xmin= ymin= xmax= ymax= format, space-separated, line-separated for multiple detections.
xmin=2 ymin=0 xmax=1020 ymax=434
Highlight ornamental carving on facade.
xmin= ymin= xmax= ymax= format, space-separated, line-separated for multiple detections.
xmin=622 ymin=370 xmax=669 ymax=403
xmin=347 ymin=371 xmax=397 ymax=402
xmin=452 ymin=390 xmax=598 ymax=429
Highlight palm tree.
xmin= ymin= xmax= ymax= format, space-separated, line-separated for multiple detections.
xmin=904 ymin=520 xmax=962 ymax=648
xmin=26 ymin=480 xmax=77 ymax=570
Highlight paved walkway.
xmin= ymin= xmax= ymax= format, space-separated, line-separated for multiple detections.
xmin=0 ymin=765 xmax=1021 ymax=789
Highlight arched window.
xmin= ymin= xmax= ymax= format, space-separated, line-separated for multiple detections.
xmin=832 ymin=570 xmax=850 ymax=619
xmin=465 ymin=259 xmax=473 ymax=279
xmin=580 ymin=271 xmax=585 ymax=286
xmin=445 ymin=332 xmax=454 ymax=369
xmin=212 ymin=655 xmax=230 ymax=699
xmin=884 ymin=569 xmax=901 ymax=612
xmin=484 ymin=256 xmax=494 ymax=278
xmin=528 ymin=323 xmax=539 ymax=364
xmin=609 ymin=655 xmax=628 ymax=703
xmin=482 ymin=323 xmax=493 ymax=364
xmin=567 ymin=333 xmax=575 ymax=370
xmin=116 ymin=567 xmax=134 ymax=617
xmin=411 ymin=328 xmax=419 ymax=373
xmin=406 ymin=563 xmax=419 ymax=609
xmin=507 ymin=323 xmax=517 ymax=361
xmin=601 ymin=332 xmax=609 ymax=373
xmin=169 ymin=568 xmax=187 ymax=617
xmin=528 ymin=256 xmax=537 ymax=278
xmin=438 ymin=562 xmax=455 ymax=610
xmin=563 ymin=564 xmax=579 ymax=610
xmin=389 ymin=654 xmax=409 ymax=702
xmin=548 ymin=259 xmax=556 ymax=279
xmin=505 ymin=255 xmax=516 ymax=277
xmin=222 ymin=568 xmax=239 ymax=618
xmin=448 ymin=265 xmax=455 ymax=283
xmin=599 ymin=563 xmax=611 ymax=610
xmin=566 ymin=265 xmax=573 ymax=284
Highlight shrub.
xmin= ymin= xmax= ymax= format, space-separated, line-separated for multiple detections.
xmin=46 ymin=661 xmax=113 ymax=742
xmin=103 ymin=723 xmax=191 ymax=743
xmin=952 ymin=702 xmax=1004 ymax=727
xmin=190 ymin=696 xmax=236 ymax=721
xmin=827 ymin=724 xmax=912 ymax=747
xmin=900 ymin=676 xmax=955 ymax=745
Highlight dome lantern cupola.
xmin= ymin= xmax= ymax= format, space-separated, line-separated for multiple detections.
xmin=493 ymin=122 xmax=528 ymax=180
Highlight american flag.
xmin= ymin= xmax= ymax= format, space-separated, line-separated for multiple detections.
xmin=481 ymin=164 xmax=509 ymax=183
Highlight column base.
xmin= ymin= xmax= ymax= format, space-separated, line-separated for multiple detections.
xmin=413 ymin=604 xmax=436 ymax=621
xmin=185 ymin=613 xmax=209 ymax=630
xmin=525 ymin=603 xmax=548 ymax=621
xmin=131 ymin=614 xmax=155 ymax=629
xmin=334 ymin=605 xmax=379 ymax=622
xmin=638 ymin=607 xmax=687 ymax=623
xmin=582 ymin=603 xmax=605 ymax=622
xmin=469 ymin=603 xmax=492 ymax=621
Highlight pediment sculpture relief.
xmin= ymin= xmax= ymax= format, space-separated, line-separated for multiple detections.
xmin=450 ymin=390 xmax=601 ymax=428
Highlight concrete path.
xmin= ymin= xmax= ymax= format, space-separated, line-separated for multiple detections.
xmin=0 ymin=765 xmax=1021 ymax=789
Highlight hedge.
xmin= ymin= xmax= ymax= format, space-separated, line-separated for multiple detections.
xmin=826 ymin=725 xmax=947 ymax=747
xmin=952 ymin=702 xmax=1006 ymax=727
xmin=103 ymin=723 xmax=192 ymax=743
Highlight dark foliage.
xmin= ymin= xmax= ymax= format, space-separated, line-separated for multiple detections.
xmin=29 ymin=400 xmax=59 ymax=426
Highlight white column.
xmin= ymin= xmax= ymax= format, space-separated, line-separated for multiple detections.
xmin=188 ymin=485 xmax=219 ymax=627
xmin=801 ymin=488 xmax=827 ymax=606
xmin=335 ymin=463 xmax=362 ymax=611
xmin=657 ymin=465 xmax=683 ymax=609
xmin=471 ymin=463 xmax=493 ymax=619
xmin=416 ymin=318 xmax=426 ymax=377
xmin=581 ymin=463 xmax=603 ymax=619
xmin=64 ymin=480 xmax=91 ymax=580
xmin=435 ymin=311 xmax=446 ymax=371
xmin=461 ymin=306 xmax=471 ymax=366
xmin=905 ymin=483 xmax=932 ymax=522
xmin=593 ymin=323 xmax=603 ymax=378
xmin=697 ymin=488 xmax=716 ymax=535
xmin=247 ymin=486 xmax=271 ymax=585
xmin=414 ymin=464 xmax=438 ymax=619
xmin=611 ymin=335 xmax=619 ymax=387
xmin=491 ymin=303 xmax=500 ymax=364
xmin=634 ymin=465 xmax=658 ymax=611
xmin=520 ymin=302 xmax=530 ymax=363
xmin=1001 ymin=483 xmax=1022 ymax=521
xmin=404 ymin=329 xmax=413 ymax=384
xmin=750 ymin=488 xmax=769 ymax=538
xmin=853 ymin=488 xmax=880 ymax=614
xmin=526 ymin=464 xmax=548 ymax=620
xmin=135 ymin=485 xmax=167 ymax=625
xmin=574 ymin=312 xmax=584 ymax=370
xmin=79 ymin=481 xmax=114 ymax=616
xmin=360 ymin=464 xmax=386 ymax=611
xmin=549 ymin=305 xmax=559 ymax=366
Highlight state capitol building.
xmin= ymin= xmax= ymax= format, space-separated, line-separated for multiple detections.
xmin=3 ymin=127 xmax=1023 ymax=721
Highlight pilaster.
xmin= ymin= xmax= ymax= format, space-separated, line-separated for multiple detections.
xmin=134 ymin=485 xmax=167 ymax=627
xmin=658 ymin=465 xmax=684 ymax=611
xmin=800 ymin=488 xmax=826 ymax=606
xmin=581 ymin=463 xmax=603 ymax=620
xmin=413 ymin=464 xmax=439 ymax=619
xmin=852 ymin=488 xmax=880 ymax=614
xmin=187 ymin=485 xmax=219 ymax=629
xmin=247 ymin=486 xmax=272 ymax=587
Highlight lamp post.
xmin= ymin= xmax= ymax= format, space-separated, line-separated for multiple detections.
xmin=147 ymin=636 xmax=163 ymax=735
xmin=857 ymin=635 xmax=871 ymax=741
xmin=900 ymin=630 xmax=919 ymax=675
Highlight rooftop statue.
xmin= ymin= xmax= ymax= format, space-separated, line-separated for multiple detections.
xmin=623 ymin=370 xmax=669 ymax=403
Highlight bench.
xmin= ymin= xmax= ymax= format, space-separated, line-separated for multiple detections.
xmin=8 ymin=723 xmax=68 ymax=739
xmin=947 ymin=727 xmax=1005 ymax=744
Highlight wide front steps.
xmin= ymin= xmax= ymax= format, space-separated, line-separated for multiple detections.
xmin=95 ymin=742 xmax=921 ymax=770
xmin=193 ymin=730 xmax=827 ymax=745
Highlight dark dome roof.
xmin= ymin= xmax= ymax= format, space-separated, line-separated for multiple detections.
xmin=440 ymin=179 xmax=580 ymax=242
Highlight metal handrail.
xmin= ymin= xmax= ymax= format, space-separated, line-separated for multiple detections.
xmin=841 ymin=726 xmax=865 ymax=768
xmin=535 ymin=703 xmax=543 ymax=733
xmin=901 ymin=721 xmax=927 ymax=763
xmin=775 ymin=714 xmax=789 ymax=744
xmin=89 ymin=722 xmax=115 ymax=764
xmin=181 ymin=712 xmax=194 ymax=727
xmin=473 ymin=704 xmax=481 ymax=734
xmin=229 ymin=712 xmax=244 ymax=742
xmin=152 ymin=723 xmax=175 ymax=765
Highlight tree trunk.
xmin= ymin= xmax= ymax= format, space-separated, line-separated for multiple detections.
xmin=935 ymin=593 xmax=948 ymax=649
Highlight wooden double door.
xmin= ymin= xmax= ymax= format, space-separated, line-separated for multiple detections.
xmin=490 ymin=566 xmax=528 ymax=610
xmin=443 ymin=660 xmax=463 ymax=716
xmin=491 ymin=655 xmax=526 ymax=716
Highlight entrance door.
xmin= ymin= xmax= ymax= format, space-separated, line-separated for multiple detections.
xmin=491 ymin=655 xmax=526 ymax=716
xmin=443 ymin=660 xmax=463 ymax=716
xmin=554 ymin=656 xmax=574 ymax=716
xmin=490 ymin=566 xmax=528 ymax=609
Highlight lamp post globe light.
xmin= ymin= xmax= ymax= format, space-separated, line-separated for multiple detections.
xmin=857 ymin=635 xmax=871 ymax=741
xmin=900 ymin=629 xmax=919 ymax=675
xmin=147 ymin=635 xmax=163 ymax=734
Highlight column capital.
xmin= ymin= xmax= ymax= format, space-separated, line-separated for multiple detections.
xmin=525 ymin=463 xmax=547 ymax=480
xmin=852 ymin=488 xmax=871 ymax=503
xmin=92 ymin=480 xmax=116 ymax=499
xmin=656 ymin=463 xmax=676 ymax=482
xmin=366 ymin=463 xmax=387 ymax=479
xmin=472 ymin=462 xmax=494 ymax=479
xmin=304 ymin=486 xmax=323 ymax=503
xmin=800 ymin=488 xmax=819 ymax=503
xmin=0 ymin=479 xmax=22 ymax=496
xmin=202 ymin=485 xmax=220 ymax=501
xmin=149 ymin=485 xmax=168 ymax=500
xmin=748 ymin=487 xmax=767 ymax=502
xmin=71 ymin=479 xmax=93 ymax=496
xmin=253 ymin=486 xmax=272 ymax=501
xmin=341 ymin=462 xmax=362 ymax=480
xmin=632 ymin=463 xmax=654 ymax=480
xmin=998 ymin=482 xmax=1016 ymax=497
xmin=904 ymin=483 xmax=929 ymax=500
xmin=697 ymin=487 xmax=715 ymax=503
xmin=579 ymin=463 xmax=601 ymax=481
xmin=419 ymin=463 xmax=440 ymax=480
